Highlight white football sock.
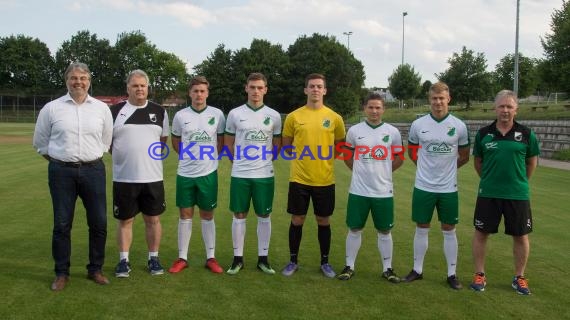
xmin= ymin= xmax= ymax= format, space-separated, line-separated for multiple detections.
xmin=257 ymin=216 xmax=271 ymax=257
xmin=413 ymin=227 xmax=430 ymax=274
xmin=443 ymin=229 xmax=458 ymax=276
xmin=345 ymin=230 xmax=362 ymax=269
xmin=378 ymin=232 xmax=393 ymax=272
xmin=202 ymin=219 xmax=216 ymax=259
xmin=177 ymin=218 xmax=192 ymax=260
xmin=232 ymin=217 xmax=246 ymax=257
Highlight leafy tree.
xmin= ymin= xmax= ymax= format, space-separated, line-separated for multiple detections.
xmin=287 ymin=33 xmax=365 ymax=117
xmin=54 ymin=30 xmax=116 ymax=95
xmin=388 ymin=64 xmax=421 ymax=107
xmin=417 ymin=80 xmax=432 ymax=100
xmin=493 ymin=53 xmax=538 ymax=98
xmin=193 ymin=44 xmax=235 ymax=112
xmin=437 ymin=46 xmax=493 ymax=108
xmin=232 ymin=39 xmax=291 ymax=112
xmin=0 ymin=35 xmax=56 ymax=94
xmin=541 ymin=0 xmax=570 ymax=93
xmin=114 ymin=31 xmax=187 ymax=101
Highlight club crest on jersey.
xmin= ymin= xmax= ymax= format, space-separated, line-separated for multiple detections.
xmin=383 ymin=135 xmax=390 ymax=143
xmin=263 ymin=116 xmax=271 ymax=125
xmin=514 ymin=131 xmax=522 ymax=141
xmin=208 ymin=117 xmax=215 ymax=125
xmin=447 ymin=127 xmax=456 ymax=136
xmin=149 ymin=113 xmax=157 ymax=122
xmin=322 ymin=119 xmax=331 ymax=128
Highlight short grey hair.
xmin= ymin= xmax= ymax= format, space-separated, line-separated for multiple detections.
xmin=126 ymin=69 xmax=150 ymax=85
xmin=64 ymin=62 xmax=91 ymax=80
xmin=494 ymin=90 xmax=518 ymax=105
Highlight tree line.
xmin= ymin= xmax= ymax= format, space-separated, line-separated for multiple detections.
xmin=1 ymin=1 xmax=569 ymax=115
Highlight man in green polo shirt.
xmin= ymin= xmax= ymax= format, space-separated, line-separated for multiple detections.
xmin=470 ymin=90 xmax=540 ymax=295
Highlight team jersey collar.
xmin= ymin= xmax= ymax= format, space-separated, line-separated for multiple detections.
xmin=491 ymin=119 xmax=521 ymax=137
xmin=246 ymin=103 xmax=265 ymax=111
xmin=190 ymin=105 xmax=208 ymax=113
xmin=429 ymin=112 xmax=450 ymax=123
xmin=365 ymin=120 xmax=384 ymax=129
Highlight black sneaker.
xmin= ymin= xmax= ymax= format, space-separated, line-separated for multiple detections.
xmin=115 ymin=259 xmax=131 ymax=278
xmin=337 ymin=266 xmax=354 ymax=280
xmin=403 ymin=269 xmax=423 ymax=282
xmin=148 ymin=256 xmax=164 ymax=275
xmin=382 ymin=268 xmax=401 ymax=283
xmin=447 ymin=274 xmax=463 ymax=290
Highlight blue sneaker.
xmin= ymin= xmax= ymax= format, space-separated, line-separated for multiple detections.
xmin=148 ymin=256 xmax=164 ymax=275
xmin=470 ymin=272 xmax=486 ymax=291
xmin=282 ymin=262 xmax=298 ymax=276
xmin=512 ymin=275 xmax=531 ymax=295
xmin=115 ymin=259 xmax=131 ymax=278
xmin=320 ymin=263 xmax=336 ymax=278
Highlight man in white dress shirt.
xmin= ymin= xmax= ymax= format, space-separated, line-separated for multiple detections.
xmin=33 ymin=62 xmax=113 ymax=291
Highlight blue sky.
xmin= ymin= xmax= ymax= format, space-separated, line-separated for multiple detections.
xmin=0 ymin=0 xmax=563 ymax=87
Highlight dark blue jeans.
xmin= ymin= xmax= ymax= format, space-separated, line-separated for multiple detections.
xmin=48 ymin=160 xmax=107 ymax=276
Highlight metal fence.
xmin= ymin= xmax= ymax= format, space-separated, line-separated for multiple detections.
xmin=0 ymin=95 xmax=57 ymax=122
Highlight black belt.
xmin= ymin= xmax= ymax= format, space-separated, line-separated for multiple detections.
xmin=50 ymin=157 xmax=102 ymax=167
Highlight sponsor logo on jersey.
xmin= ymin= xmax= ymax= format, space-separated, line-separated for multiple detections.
xmin=244 ymin=130 xmax=269 ymax=142
xmin=188 ymin=130 xmax=212 ymax=142
xmin=362 ymin=147 xmax=387 ymax=160
xmin=425 ymin=142 xmax=453 ymax=154
xmin=485 ymin=142 xmax=498 ymax=150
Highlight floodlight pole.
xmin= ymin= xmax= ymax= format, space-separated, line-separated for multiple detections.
xmin=513 ymin=0 xmax=520 ymax=97
xmin=343 ymin=31 xmax=353 ymax=50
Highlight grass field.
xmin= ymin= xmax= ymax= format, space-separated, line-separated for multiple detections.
xmin=1 ymin=123 xmax=569 ymax=320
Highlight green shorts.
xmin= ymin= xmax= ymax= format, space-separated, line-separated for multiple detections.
xmin=176 ymin=171 xmax=218 ymax=210
xmin=411 ymin=187 xmax=458 ymax=225
xmin=346 ymin=193 xmax=394 ymax=231
xmin=230 ymin=177 xmax=274 ymax=216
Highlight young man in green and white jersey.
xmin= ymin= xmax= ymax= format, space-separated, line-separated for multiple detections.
xmin=224 ymin=73 xmax=282 ymax=275
xmin=168 ymin=76 xmax=226 ymax=274
xmin=403 ymin=82 xmax=470 ymax=290
xmin=337 ymin=92 xmax=403 ymax=282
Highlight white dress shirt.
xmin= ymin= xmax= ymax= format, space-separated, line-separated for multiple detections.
xmin=33 ymin=93 xmax=113 ymax=162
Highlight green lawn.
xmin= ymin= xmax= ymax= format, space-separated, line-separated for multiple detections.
xmin=1 ymin=123 xmax=569 ymax=319
xmin=348 ymin=103 xmax=570 ymax=123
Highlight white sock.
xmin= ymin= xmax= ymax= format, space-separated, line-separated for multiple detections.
xmin=119 ymin=252 xmax=129 ymax=262
xmin=232 ymin=217 xmax=246 ymax=257
xmin=202 ymin=219 xmax=216 ymax=259
xmin=177 ymin=218 xmax=192 ymax=260
xmin=257 ymin=216 xmax=271 ymax=257
xmin=413 ymin=227 xmax=430 ymax=274
xmin=148 ymin=251 xmax=158 ymax=259
xmin=345 ymin=230 xmax=362 ymax=269
xmin=443 ymin=229 xmax=458 ymax=276
xmin=378 ymin=232 xmax=393 ymax=272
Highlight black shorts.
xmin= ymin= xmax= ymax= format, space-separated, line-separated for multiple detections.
xmin=473 ymin=197 xmax=532 ymax=236
xmin=287 ymin=182 xmax=335 ymax=217
xmin=113 ymin=181 xmax=166 ymax=220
